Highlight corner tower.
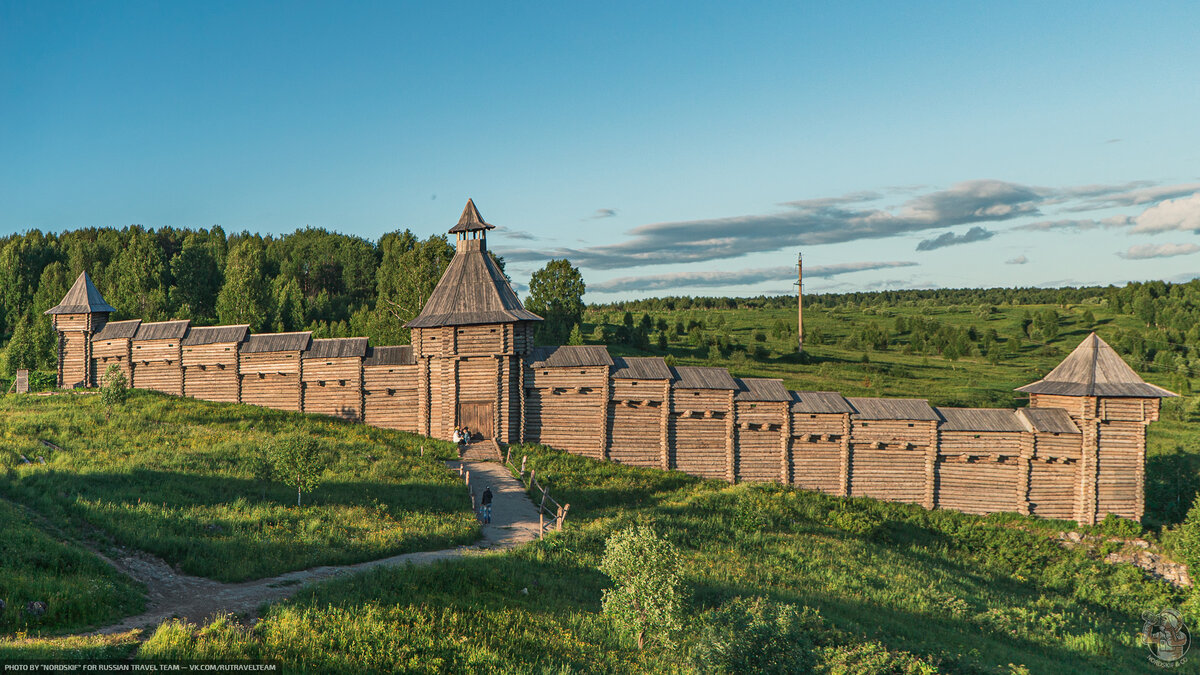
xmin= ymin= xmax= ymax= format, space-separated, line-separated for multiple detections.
xmin=44 ymin=272 xmax=116 ymax=388
xmin=1017 ymin=332 xmax=1176 ymax=523
xmin=406 ymin=200 xmax=543 ymax=443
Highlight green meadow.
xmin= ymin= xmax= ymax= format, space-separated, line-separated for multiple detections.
xmin=0 ymin=391 xmax=478 ymax=589
xmin=2 ymin=292 xmax=1199 ymax=672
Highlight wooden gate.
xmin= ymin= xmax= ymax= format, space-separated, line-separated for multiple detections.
xmin=458 ymin=401 xmax=494 ymax=440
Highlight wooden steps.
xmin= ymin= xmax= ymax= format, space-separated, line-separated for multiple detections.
xmin=461 ymin=439 xmax=502 ymax=463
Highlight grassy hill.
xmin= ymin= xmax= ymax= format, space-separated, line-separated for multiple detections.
xmin=2 ymin=293 xmax=1198 ymax=672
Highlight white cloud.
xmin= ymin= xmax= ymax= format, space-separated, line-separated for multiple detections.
xmin=1130 ymin=193 xmax=1200 ymax=234
xmin=588 ymin=260 xmax=918 ymax=293
xmin=1006 ymin=255 xmax=1028 ymax=264
xmin=1118 ymin=243 xmax=1200 ymax=260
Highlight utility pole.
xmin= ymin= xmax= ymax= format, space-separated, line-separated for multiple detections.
xmin=797 ymin=252 xmax=804 ymax=353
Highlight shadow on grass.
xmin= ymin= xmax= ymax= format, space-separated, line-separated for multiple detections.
xmin=1 ymin=469 xmax=479 ymax=582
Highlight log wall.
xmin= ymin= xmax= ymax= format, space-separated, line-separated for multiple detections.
xmin=670 ymin=388 xmax=733 ymax=480
xmin=239 ymin=351 xmax=302 ymax=412
xmin=131 ymin=339 xmax=183 ymax=395
xmin=55 ymin=314 xmax=1158 ymax=525
xmin=607 ymin=378 xmax=670 ymax=467
xmin=302 ymin=357 xmax=363 ymax=421
xmin=788 ymin=412 xmax=847 ymax=493
xmin=363 ymin=364 xmax=420 ymax=432
xmin=181 ymin=343 xmax=240 ymax=403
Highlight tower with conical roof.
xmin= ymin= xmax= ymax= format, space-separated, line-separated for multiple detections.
xmin=406 ymin=200 xmax=542 ymax=444
xmin=45 ymin=272 xmax=116 ymax=388
xmin=1017 ymin=332 xmax=1176 ymax=523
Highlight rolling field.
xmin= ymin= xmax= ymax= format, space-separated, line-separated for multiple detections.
xmin=2 ymin=294 xmax=1198 ymax=672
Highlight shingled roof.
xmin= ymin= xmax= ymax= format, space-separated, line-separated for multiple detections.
xmin=447 ymin=198 xmax=496 ymax=234
xmin=45 ymin=272 xmax=116 ymax=315
xmin=406 ymin=202 xmax=542 ymax=328
xmin=1016 ymin=332 xmax=1176 ymax=398
xmin=303 ymin=337 xmax=369 ymax=360
xmin=610 ymin=356 xmax=672 ymax=380
xmin=527 ymin=345 xmax=613 ymax=368
xmin=734 ymin=377 xmax=791 ymax=402
xmin=240 ymin=332 xmax=312 ymax=354
xmin=93 ymin=319 xmax=141 ymax=341
xmin=671 ymin=366 xmax=738 ymax=390
xmin=935 ymin=407 xmax=1026 ymax=432
xmin=363 ymin=345 xmax=415 ymax=366
xmin=182 ymin=325 xmax=249 ymax=346
xmin=790 ymin=391 xmax=854 ymax=414
xmin=133 ymin=320 xmax=190 ymax=341
xmin=1016 ymin=407 xmax=1081 ymax=434
xmin=847 ymin=397 xmax=940 ymax=421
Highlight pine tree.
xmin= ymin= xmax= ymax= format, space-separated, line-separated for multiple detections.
xmin=272 ymin=277 xmax=306 ymax=332
xmin=216 ymin=239 xmax=271 ymax=331
xmin=567 ymin=323 xmax=584 ymax=345
xmin=369 ymin=231 xmax=454 ymax=345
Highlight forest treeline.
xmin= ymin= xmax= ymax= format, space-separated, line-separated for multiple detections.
xmin=3 ymin=226 xmax=1199 ymax=380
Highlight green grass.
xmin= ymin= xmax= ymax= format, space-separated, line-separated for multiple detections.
xmin=122 ymin=444 xmax=1186 ymax=673
xmin=0 ymin=390 xmax=479 ymax=583
xmin=0 ymin=498 xmax=144 ymax=634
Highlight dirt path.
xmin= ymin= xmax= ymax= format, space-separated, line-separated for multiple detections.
xmin=81 ymin=460 xmax=541 ymax=636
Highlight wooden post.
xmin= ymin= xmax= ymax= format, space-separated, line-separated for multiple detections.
xmin=529 ymin=468 xmax=535 ymax=490
xmin=797 ymin=252 xmax=804 ymax=353
xmin=559 ymin=504 xmax=570 ymax=530
xmin=521 ymin=456 xmax=527 ymax=474
xmin=780 ymin=402 xmax=792 ymax=485
xmin=505 ymin=447 xmax=511 ymax=465
xmin=660 ymin=380 xmax=671 ymax=470
xmin=725 ymin=390 xmax=736 ymax=483
xmin=838 ymin=413 xmax=852 ymax=497
xmin=1017 ymin=432 xmax=1033 ymax=515
xmin=420 ymin=445 xmax=424 ymax=457
xmin=924 ymin=421 xmax=937 ymax=510
xmin=539 ymin=512 xmax=544 ymax=539
xmin=518 ymin=354 xmax=527 ymax=444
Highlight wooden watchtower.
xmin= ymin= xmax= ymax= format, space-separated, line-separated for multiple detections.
xmin=44 ymin=272 xmax=116 ymax=388
xmin=405 ymin=199 xmax=543 ymax=443
xmin=1016 ymin=332 xmax=1176 ymax=524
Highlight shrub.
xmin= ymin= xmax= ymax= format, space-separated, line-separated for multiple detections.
xmin=271 ymin=433 xmax=328 ymax=507
xmin=599 ymin=525 xmax=684 ymax=651
xmin=690 ymin=596 xmax=821 ymax=674
xmin=1173 ymin=494 xmax=1200 ymax=570
xmin=99 ymin=363 xmax=129 ymax=420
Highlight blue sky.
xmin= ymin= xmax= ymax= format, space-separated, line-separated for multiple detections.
xmin=2 ymin=2 xmax=1199 ymax=299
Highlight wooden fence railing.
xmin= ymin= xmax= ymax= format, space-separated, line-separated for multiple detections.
xmin=503 ymin=448 xmax=570 ymax=538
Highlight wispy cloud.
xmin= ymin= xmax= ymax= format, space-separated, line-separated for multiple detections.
xmin=1118 ymin=243 xmax=1200 ymax=260
xmin=588 ymin=260 xmax=918 ymax=293
xmin=493 ymin=225 xmax=538 ymax=241
xmin=1013 ymin=215 xmax=1132 ymax=232
xmin=915 ymin=226 xmax=994 ymax=251
xmin=503 ymin=180 xmax=1050 ymax=269
xmin=590 ymin=208 xmax=618 ymax=219
xmin=496 ymin=180 xmax=1200 ymax=271
xmin=1130 ymin=193 xmax=1200 ymax=234
xmin=1006 ymin=255 xmax=1029 ymax=265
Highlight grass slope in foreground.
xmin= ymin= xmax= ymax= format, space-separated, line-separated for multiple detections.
xmin=0 ymin=499 xmax=144 ymax=635
xmin=135 ymin=445 xmax=1185 ymax=674
xmin=0 ymin=391 xmax=478 ymax=583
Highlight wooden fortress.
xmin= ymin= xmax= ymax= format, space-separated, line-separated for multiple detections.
xmin=46 ymin=200 xmax=1175 ymax=524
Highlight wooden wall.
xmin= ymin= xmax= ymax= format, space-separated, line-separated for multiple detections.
xmin=54 ymin=312 xmax=1159 ymax=525
xmin=524 ymin=365 xmax=608 ymax=457
xmin=363 ymin=363 xmax=420 ymax=432
xmin=935 ymin=430 xmax=1023 ymax=515
xmin=239 ymin=351 xmax=302 ymax=412
xmin=848 ymin=420 xmax=936 ymax=506
xmin=788 ymin=412 xmax=848 ymax=494
xmin=131 ymin=339 xmax=183 ymax=395
xmin=302 ymin=357 xmax=363 ymax=421
xmin=93 ymin=339 xmax=133 ymax=385
xmin=181 ymin=343 xmax=240 ymax=403
xmin=607 ymin=378 xmax=670 ymax=468
xmin=670 ymin=388 xmax=734 ymax=480
xmin=734 ymin=401 xmax=788 ymax=483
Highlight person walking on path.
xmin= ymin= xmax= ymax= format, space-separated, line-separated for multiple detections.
xmin=480 ymin=486 xmax=493 ymax=524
